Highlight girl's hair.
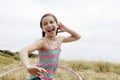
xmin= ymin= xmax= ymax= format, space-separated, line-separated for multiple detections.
xmin=40 ymin=13 xmax=58 ymax=37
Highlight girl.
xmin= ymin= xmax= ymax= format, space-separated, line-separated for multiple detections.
xmin=19 ymin=13 xmax=81 ymax=80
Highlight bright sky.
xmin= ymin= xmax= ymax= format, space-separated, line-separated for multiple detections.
xmin=0 ymin=0 xmax=120 ymax=63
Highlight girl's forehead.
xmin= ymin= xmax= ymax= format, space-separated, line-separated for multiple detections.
xmin=42 ymin=16 xmax=55 ymax=22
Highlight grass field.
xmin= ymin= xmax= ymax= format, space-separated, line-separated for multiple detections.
xmin=0 ymin=51 xmax=120 ymax=80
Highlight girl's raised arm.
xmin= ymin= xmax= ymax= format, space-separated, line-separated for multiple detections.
xmin=58 ymin=22 xmax=81 ymax=43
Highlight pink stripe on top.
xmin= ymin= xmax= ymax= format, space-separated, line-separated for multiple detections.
xmin=39 ymin=54 xmax=59 ymax=60
xmin=37 ymin=62 xmax=58 ymax=67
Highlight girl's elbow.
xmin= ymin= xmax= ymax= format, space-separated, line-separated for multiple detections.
xmin=77 ymin=35 xmax=81 ymax=40
xmin=19 ymin=49 xmax=27 ymax=54
xmin=19 ymin=49 xmax=24 ymax=55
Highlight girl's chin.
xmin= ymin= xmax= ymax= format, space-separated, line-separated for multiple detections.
xmin=46 ymin=33 xmax=56 ymax=37
xmin=49 ymin=34 xmax=56 ymax=36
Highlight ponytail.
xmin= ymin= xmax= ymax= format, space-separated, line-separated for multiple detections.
xmin=56 ymin=28 xmax=58 ymax=35
xmin=42 ymin=31 xmax=46 ymax=37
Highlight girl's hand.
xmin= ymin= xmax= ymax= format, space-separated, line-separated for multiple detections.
xmin=58 ymin=22 xmax=68 ymax=33
xmin=27 ymin=66 xmax=48 ymax=76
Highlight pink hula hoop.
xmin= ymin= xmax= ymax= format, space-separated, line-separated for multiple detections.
xmin=0 ymin=66 xmax=83 ymax=80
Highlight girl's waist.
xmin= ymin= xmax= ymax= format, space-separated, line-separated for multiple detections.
xmin=37 ymin=63 xmax=58 ymax=71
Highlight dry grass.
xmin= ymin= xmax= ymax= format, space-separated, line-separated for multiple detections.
xmin=1 ymin=55 xmax=120 ymax=80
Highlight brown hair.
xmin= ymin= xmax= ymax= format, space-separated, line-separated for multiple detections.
xmin=40 ymin=13 xmax=58 ymax=37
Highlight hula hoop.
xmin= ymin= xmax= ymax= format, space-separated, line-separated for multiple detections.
xmin=0 ymin=66 xmax=83 ymax=80
xmin=58 ymin=65 xmax=83 ymax=80
xmin=0 ymin=66 xmax=24 ymax=78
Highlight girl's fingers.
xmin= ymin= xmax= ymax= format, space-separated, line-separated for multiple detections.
xmin=28 ymin=66 xmax=48 ymax=76
xmin=33 ymin=67 xmax=48 ymax=76
xmin=58 ymin=22 xmax=68 ymax=32
xmin=35 ymin=72 xmax=41 ymax=77
xmin=41 ymin=68 xmax=48 ymax=74
xmin=59 ymin=22 xmax=66 ymax=28
xmin=38 ymin=67 xmax=48 ymax=74
xmin=59 ymin=22 xmax=63 ymax=25
xmin=58 ymin=22 xmax=64 ymax=28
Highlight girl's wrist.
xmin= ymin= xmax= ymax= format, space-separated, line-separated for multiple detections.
xmin=65 ymin=28 xmax=71 ymax=33
xmin=25 ymin=65 xmax=31 ymax=69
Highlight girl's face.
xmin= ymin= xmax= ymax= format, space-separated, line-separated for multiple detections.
xmin=41 ymin=16 xmax=59 ymax=37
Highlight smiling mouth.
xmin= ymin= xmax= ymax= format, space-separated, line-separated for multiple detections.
xmin=47 ymin=29 xmax=55 ymax=33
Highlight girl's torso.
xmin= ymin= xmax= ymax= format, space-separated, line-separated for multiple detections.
xmin=29 ymin=37 xmax=61 ymax=80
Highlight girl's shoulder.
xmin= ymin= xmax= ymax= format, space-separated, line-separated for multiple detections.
xmin=33 ymin=37 xmax=46 ymax=46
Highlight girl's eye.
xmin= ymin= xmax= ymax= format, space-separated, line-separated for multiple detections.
xmin=43 ymin=22 xmax=47 ymax=25
xmin=50 ymin=21 xmax=54 ymax=24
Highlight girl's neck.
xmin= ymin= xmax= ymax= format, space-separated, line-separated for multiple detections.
xmin=46 ymin=36 xmax=56 ymax=41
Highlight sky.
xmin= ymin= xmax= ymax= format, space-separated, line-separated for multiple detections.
xmin=0 ymin=0 xmax=120 ymax=63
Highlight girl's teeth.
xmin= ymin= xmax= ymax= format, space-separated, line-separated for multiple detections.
xmin=48 ymin=29 xmax=54 ymax=32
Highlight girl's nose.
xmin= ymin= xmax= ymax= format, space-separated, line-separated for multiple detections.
xmin=48 ymin=24 xmax=51 ymax=27
xmin=48 ymin=23 xmax=52 ymax=27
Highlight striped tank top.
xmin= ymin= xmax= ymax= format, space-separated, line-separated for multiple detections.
xmin=29 ymin=37 xmax=61 ymax=80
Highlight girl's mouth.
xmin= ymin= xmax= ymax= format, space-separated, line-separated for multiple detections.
xmin=47 ymin=29 xmax=55 ymax=33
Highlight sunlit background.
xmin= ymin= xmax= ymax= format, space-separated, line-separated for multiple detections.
xmin=0 ymin=0 xmax=120 ymax=63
